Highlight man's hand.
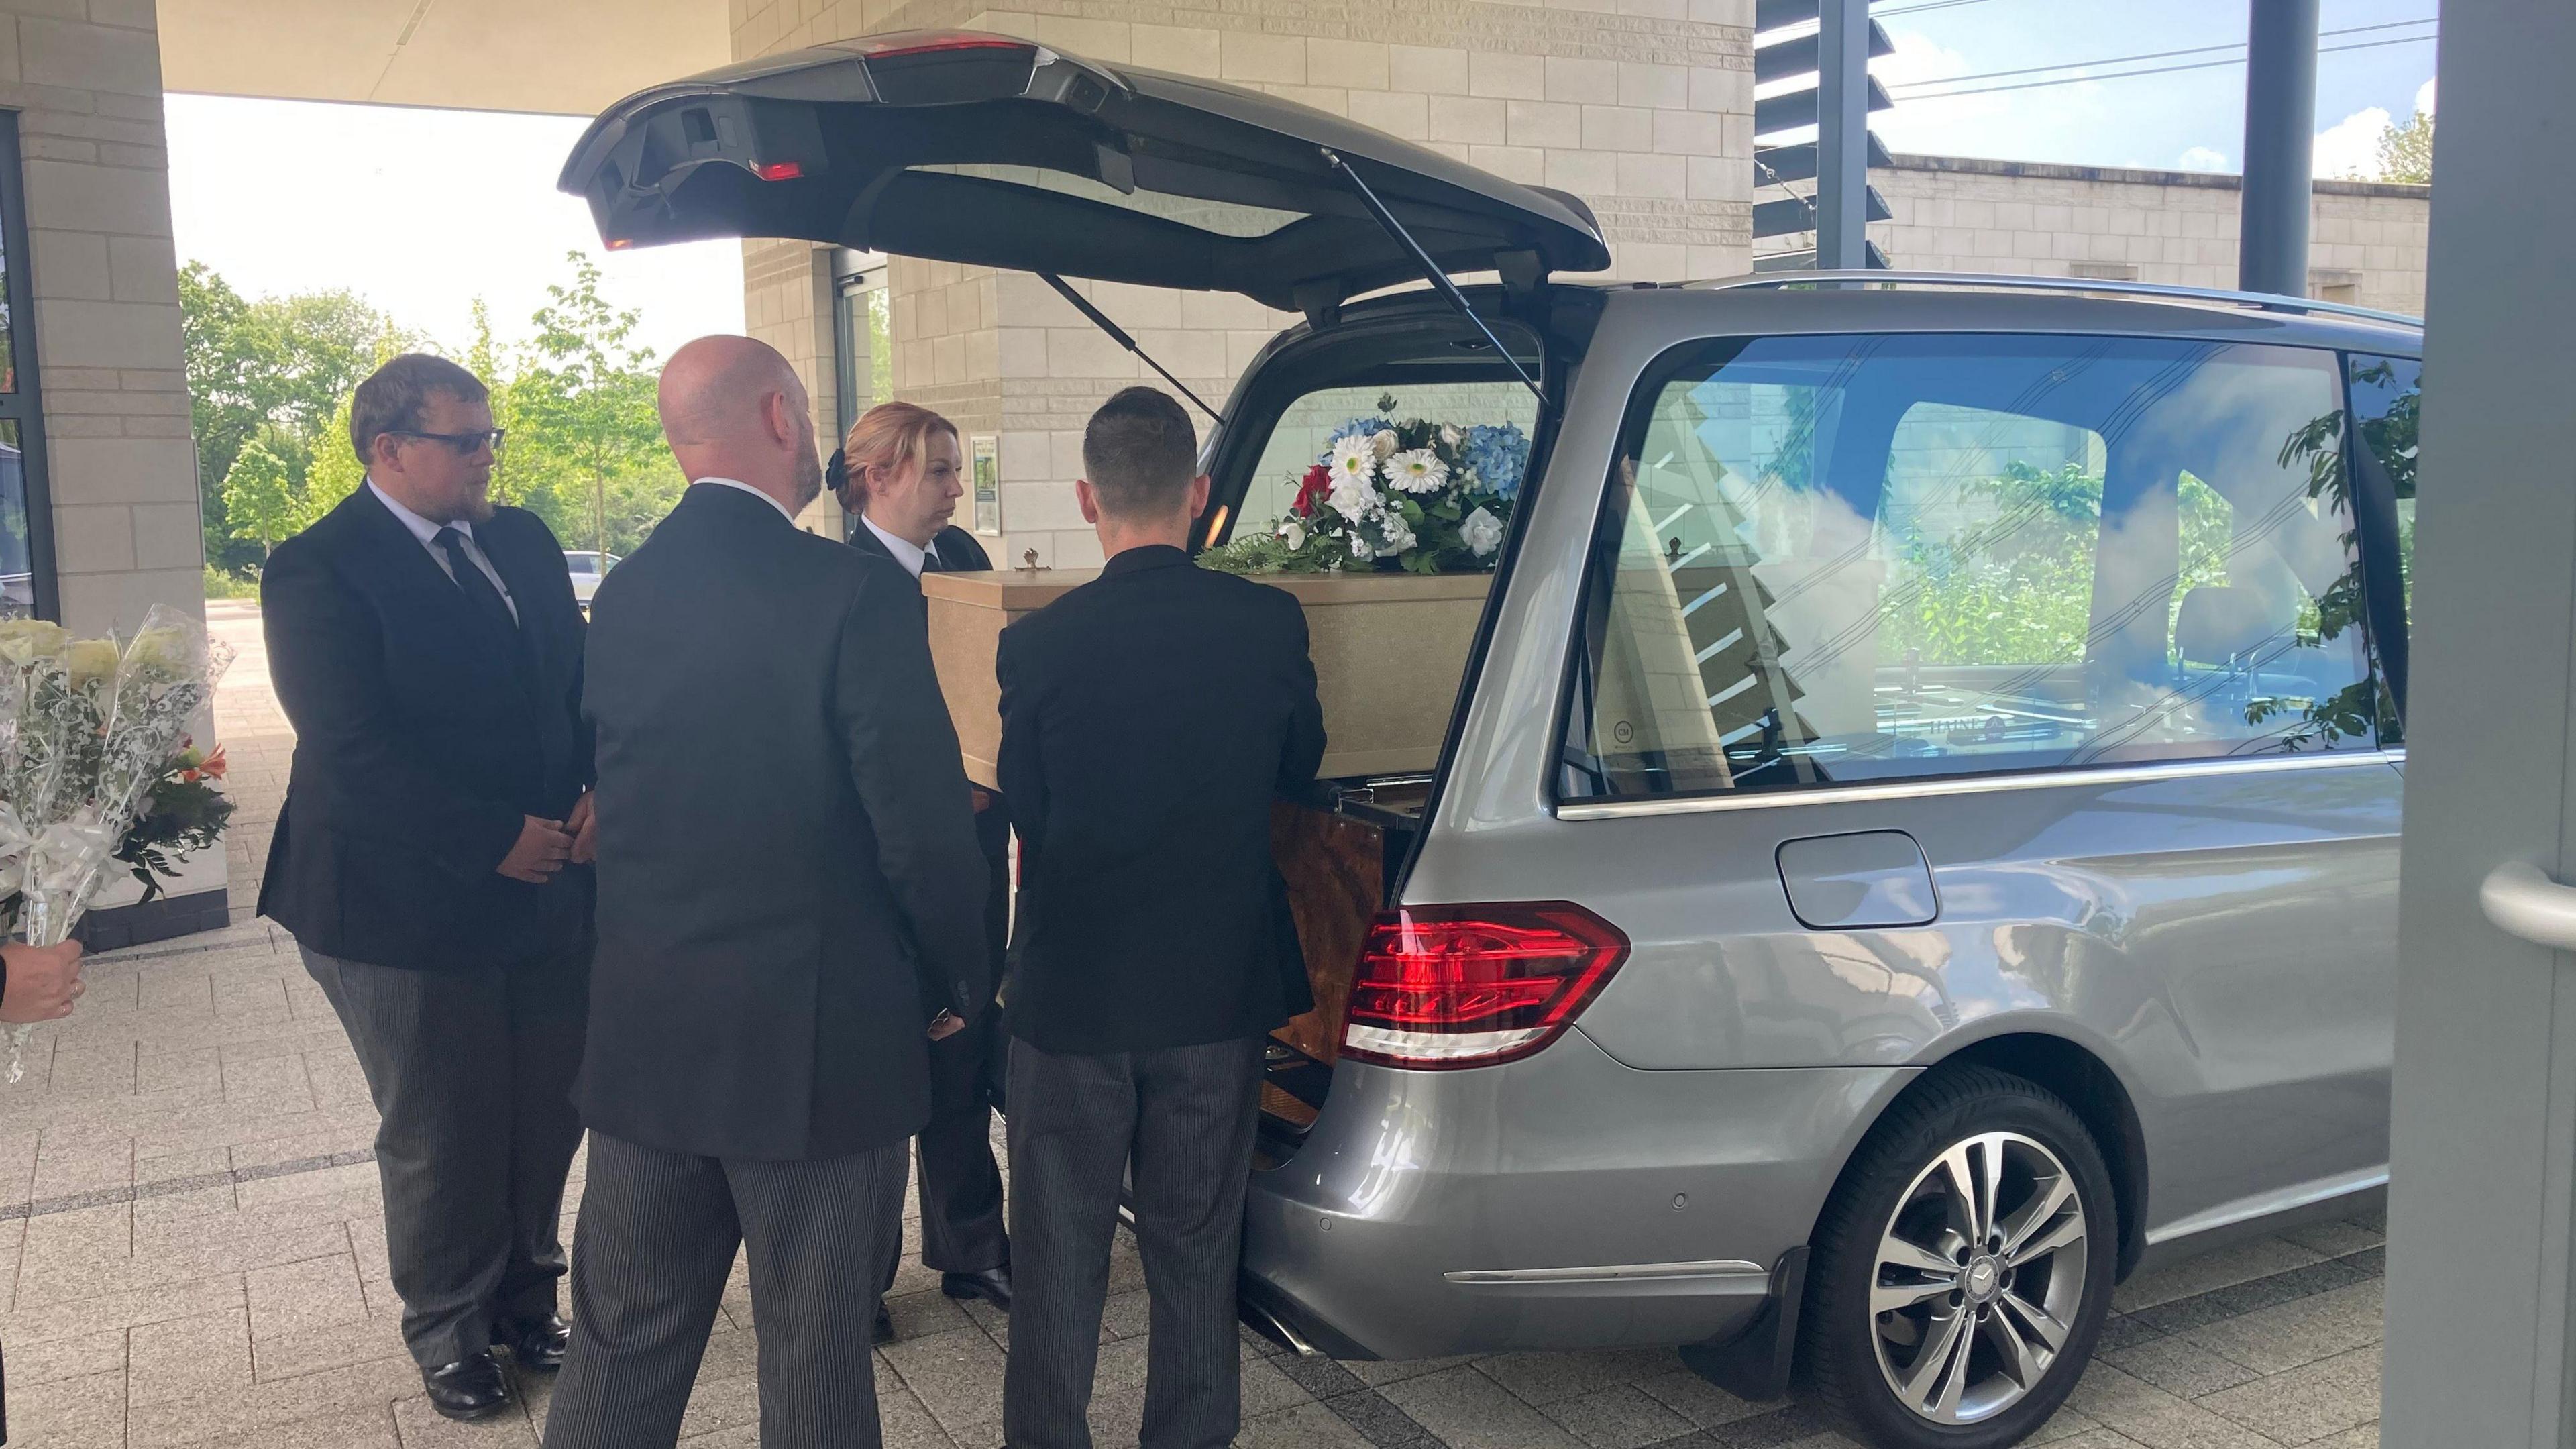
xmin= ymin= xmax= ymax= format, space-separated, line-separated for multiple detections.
xmin=567 ymin=793 xmax=598 ymax=866
xmin=498 ymin=816 xmax=574 ymax=883
xmin=928 ymin=1008 xmax=965 ymax=1042
xmin=969 ymin=787 xmax=994 ymax=815
xmin=0 ymin=941 xmax=84 ymax=1023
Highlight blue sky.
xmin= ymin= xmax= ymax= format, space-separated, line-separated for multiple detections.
xmin=1864 ymin=0 xmax=2438 ymax=174
xmin=164 ymin=3 xmax=2439 ymax=352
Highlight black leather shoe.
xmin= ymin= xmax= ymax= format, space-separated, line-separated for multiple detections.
xmin=498 ymin=1314 xmax=571 ymax=1372
xmin=873 ymin=1301 xmax=896 ymax=1345
xmin=941 ymin=1265 xmax=1012 ymax=1311
xmin=423 ymin=1352 xmax=511 ymax=1421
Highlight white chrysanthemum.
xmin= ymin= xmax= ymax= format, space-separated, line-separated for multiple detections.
xmin=1460 ymin=505 xmax=1505 ymax=557
xmin=1371 ymin=428 xmax=1399 ymax=459
xmin=1386 ymin=447 xmax=1449 ymax=494
xmin=1327 ymin=471 xmax=1380 ymax=523
xmin=1328 ymin=433 xmax=1377 ymax=488
xmin=1278 ymin=519 xmax=1307 ymax=551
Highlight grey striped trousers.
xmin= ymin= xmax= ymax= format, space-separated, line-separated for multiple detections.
xmin=541 ymin=1131 xmax=908 ymax=1449
xmin=1002 ymin=1034 xmax=1268 ymax=1449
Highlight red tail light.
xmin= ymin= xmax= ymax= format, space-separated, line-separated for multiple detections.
xmin=1340 ymin=902 xmax=1630 ymax=1070
xmin=752 ymin=160 xmax=804 ymax=182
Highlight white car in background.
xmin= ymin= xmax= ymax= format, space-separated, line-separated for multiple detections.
xmin=564 ymin=550 xmax=621 ymax=609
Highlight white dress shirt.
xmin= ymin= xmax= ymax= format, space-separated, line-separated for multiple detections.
xmin=366 ymin=480 xmax=518 ymax=625
xmin=695 ymin=476 xmax=801 ymax=527
xmin=860 ymin=514 xmax=932 ymax=578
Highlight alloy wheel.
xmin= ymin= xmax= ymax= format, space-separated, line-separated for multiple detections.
xmin=1868 ymin=1130 xmax=2089 ymax=1426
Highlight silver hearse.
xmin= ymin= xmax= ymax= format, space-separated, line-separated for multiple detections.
xmin=564 ymin=34 xmax=2418 ymax=1447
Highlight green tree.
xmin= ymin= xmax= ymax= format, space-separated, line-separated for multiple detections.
xmin=179 ymin=262 xmax=417 ymax=575
xmin=217 ymin=427 xmax=305 ymax=556
xmin=504 ymin=254 xmax=682 ymax=558
xmin=2377 ymin=109 xmax=2434 ymax=184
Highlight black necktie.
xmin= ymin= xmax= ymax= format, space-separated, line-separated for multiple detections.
xmin=436 ymin=527 xmax=518 ymax=636
xmin=920 ymin=545 xmax=943 ymax=574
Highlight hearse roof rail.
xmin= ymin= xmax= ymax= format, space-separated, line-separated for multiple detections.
xmin=1686 ymin=270 xmax=2424 ymax=329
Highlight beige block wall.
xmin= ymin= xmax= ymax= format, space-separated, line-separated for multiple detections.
xmin=0 ymin=0 xmax=203 ymax=634
xmin=1772 ymin=155 xmax=2430 ymax=317
xmin=735 ymin=0 xmax=1758 ymax=571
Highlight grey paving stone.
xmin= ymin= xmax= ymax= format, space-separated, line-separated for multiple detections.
xmin=879 ymin=1324 xmax=1010 ymax=1434
xmin=1474 ymin=1346 xmax=1680 ymax=1407
xmin=2198 ymin=1346 xmax=2383 ymax=1446
xmin=5 ymin=1325 xmax=129 ymax=1387
xmin=2275 ymin=1218 xmax=2385 ymax=1258
xmin=1242 ymin=1354 xmax=1320 ymax=1417
xmin=1380 ymin=1363 xmax=1584 ymax=1449
xmin=2096 ymin=1332 xmax=2263 ymax=1399
xmin=0 ymin=1269 xmax=245 ymax=1346
xmin=2111 ymin=1237 xmax=2327 ymax=1313
xmin=2065 ymin=1361 xmax=2282 ymax=1449
xmin=7 ymin=1367 xmax=131 ymax=1448
xmin=129 ymin=1306 xmax=254 ymax=1406
xmin=1632 ymin=1366 xmax=1782 ymax=1430
xmin=1543 ymin=1383 xmax=1697 ymax=1449
xmin=1239 ymin=1399 xmax=1383 ymax=1448
xmin=2180 ymin=1279 xmax=2383 ymax=1377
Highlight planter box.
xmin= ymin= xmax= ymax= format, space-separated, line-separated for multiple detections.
xmin=921 ymin=566 xmax=1496 ymax=787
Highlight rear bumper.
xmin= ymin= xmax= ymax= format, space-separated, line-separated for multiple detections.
xmin=1240 ymin=1030 xmax=1913 ymax=1360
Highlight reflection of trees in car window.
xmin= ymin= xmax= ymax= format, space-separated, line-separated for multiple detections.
xmin=1565 ymin=333 xmax=2383 ymax=802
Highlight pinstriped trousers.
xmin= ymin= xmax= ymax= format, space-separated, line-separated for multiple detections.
xmin=1002 ymin=1034 xmax=1268 ymax=1449
xmin=541 ymin=1131 xmax=909 ymax=1449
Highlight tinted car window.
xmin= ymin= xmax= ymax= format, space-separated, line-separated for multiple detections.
xmin=1562 ymin=333 xmax=2375 ymax=801
xmin=2348 ymin=354 xmax=2420 ymax=631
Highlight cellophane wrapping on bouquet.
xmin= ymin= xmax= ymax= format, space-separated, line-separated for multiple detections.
xmin=1 ymin=608 xmax=233 ymax=1080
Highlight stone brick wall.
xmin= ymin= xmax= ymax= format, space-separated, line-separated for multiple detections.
xmin=1772 ymin=154 xmax=2430 ymax=317
xmin=733 ymin=0 xmax=1758 ymax=571
xmin=0 ymin=0 xmax=202 ymax=633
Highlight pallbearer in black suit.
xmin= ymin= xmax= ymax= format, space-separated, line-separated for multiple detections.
xmin=829 ymin=401 xmax=1012 ymax=1342
xmin=260 ymin=354 xmax=594 ymax=1422
xmin=545 ymin=338 xmax=990 ymax=1449
xmin=998 ymin=388 xmax=1326 ymax=1449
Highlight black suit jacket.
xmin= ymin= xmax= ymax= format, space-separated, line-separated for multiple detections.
xmin=845 ymin=518 xmax=992 ymax=576
xmin=259 ymin=488 xmax=592 ymax=972
xmin=998 ymin=545 xmax=1326 ymax=1055
xmin=847 ymin=517 xmax=1011 ymax=941
xmin=579 ymin=484 xmax=990 ymax=1161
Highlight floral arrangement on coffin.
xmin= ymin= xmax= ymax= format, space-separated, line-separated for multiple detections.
xmin=1201 ymin=394 xmax=1530 ymax=575
xmin=0 ymin=609 xmax=235 ymax=1080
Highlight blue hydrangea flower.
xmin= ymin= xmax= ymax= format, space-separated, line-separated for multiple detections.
xmin=1462 ymin=423 xmax=1530 ymax=499
xmin=1317 ymin=415 xmax=1396 ymax=467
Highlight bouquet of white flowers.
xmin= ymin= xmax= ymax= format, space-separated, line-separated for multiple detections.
xmin=1199 ymin=394 xmax=1529 ymax=576
xmin=0 ymin=608 xmax=233 ymax=1080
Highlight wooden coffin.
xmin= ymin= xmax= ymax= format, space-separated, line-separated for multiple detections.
xmin=920 ymin=567 xmax=1495 ymax=788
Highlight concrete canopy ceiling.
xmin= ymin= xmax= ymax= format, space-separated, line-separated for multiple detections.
xmin=157 ymin=0 xmax=731 ymax=117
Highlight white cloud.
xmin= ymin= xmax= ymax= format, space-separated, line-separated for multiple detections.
xmin=2312 ymin=105 xmax=2392 ymax=180
xmin=2414 ymin=76 xmax=2436 ymax=117
xmin=2176 ymin=146 xmax=2230 ymax=173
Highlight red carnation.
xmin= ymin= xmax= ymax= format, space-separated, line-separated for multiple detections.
xmin=1292 ymin=463 xmax=1330 ymax=518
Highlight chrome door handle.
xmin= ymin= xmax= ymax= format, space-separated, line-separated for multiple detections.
xmin=2480 ymin=862 xmax=2576 ymax=951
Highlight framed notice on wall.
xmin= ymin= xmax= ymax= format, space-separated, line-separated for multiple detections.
xmin=971 ymin=433 xmax=1001 ymax=535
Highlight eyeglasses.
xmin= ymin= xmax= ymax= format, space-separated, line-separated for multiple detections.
xmin=388 ymin=429 xmax=508 ymax=457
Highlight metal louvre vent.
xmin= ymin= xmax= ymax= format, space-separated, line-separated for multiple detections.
xmin=1751 ymin=0 xmax=1895 ymax=269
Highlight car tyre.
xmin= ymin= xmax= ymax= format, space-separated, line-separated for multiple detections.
xmin=1801 ymin=1064 xmax=2116 ymax=1449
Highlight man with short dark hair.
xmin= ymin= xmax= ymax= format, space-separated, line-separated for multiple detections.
xmin=262 ymin=352 xmax=595 ymax=1421
xmin=998 ymin=385 xmax=1326 ymax=1449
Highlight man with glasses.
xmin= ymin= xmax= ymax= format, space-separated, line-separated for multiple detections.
xmin=261 ymin=353 xmax=597 ymax=1422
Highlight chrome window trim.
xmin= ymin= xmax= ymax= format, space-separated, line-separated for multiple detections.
xmin=1555 ymin=749 xmax=2401 ymax=822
